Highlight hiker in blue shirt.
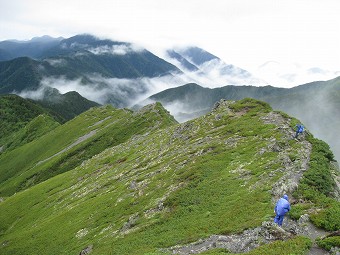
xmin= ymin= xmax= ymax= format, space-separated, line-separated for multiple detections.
xmin=274 ymin=194 xmax=291 ymax=226
xmin=294 ymin=124 xmax=304 ymax=138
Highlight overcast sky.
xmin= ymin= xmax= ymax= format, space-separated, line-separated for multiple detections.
xmin=0 ymin=0 xmax=339 ymax=87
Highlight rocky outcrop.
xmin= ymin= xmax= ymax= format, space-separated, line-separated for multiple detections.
xmin=79 ymin=245 xmax=93 ymax=255
xmin=167 ymin=110 xmax=327 ymax=255
xmin=259 ymin=112 xmax=313 ymax=201
xmin=167 ymin=215 xmax=334 ymax=255
xmin=167 ymin=222 xmax=292 ymax=254
xmin=330 ymin=161 xmax=340 ymax=201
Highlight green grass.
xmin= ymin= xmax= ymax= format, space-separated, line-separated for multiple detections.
xmin=317 ymin=236 xmax=340 ymax=251
xmin=0 ymin=98 xmax=337 ymax=255
xmin=0 ymin=103 xmax=177 ymax=196
xmin=2 ymin=114 xmax=60 ymax=152
xmin=292 ymin=136 xmax=340 ymax=231
xmin=0 ymin=94 xmax=63 ymax=148
xmin=200 ymin=236 xmax=312 ymax=255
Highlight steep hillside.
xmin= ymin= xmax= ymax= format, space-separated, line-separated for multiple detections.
xmin=0 ymin=92 xmax=99 ymax=154
xmin=0 ymin=94 xmax=61 ymax=145
xmin=0 ymin=36 xmax=62 ymax=61
xmin=0 ymin=99 xmax=338 ymax=254
xmin=0 ymin=102 xmax=177 ymax=196
xmin=141 ymin=77 xmax=340 ymax=163
xmin=0 ymin=57 xmax=43 ymax=93
xmin=1 ymin=114 xmax=60 ymax=153
xmin=33 ymin=88 xmax=100 ymax=121
xmin=0 ymin=34 xmax=181 ymax=95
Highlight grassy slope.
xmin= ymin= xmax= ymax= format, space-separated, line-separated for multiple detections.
xmin=2 ymin=114 xmax=60 ymax=152
xmin=0 ymin=99 xmax=309 ymax=254
xmin=35 ymin=90 xmax=100 ymax=122
xmin=0 ymin=103 xmax=177 ymax=196
xmin=0 ymin=94 xmax=61 ymax=143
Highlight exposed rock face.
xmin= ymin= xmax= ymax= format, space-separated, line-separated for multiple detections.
xmin=79 ymin=245 xmax=93 ymax=255
xmin=167 ymin=222 xmax=292 ymax=254
xmin=120 ymin=213 xmax=140 ymax=235
xmin=167 ymin=216 xmax=335 ymax=255
xmin=260 ymin=112 xmax=312 ymax=200
xmin=330 ymin=161 xmax=340 ymax=201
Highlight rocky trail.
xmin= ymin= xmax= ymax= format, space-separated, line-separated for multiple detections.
xmin=166 ymin=214 xmax=337 ymax=254
xmin=166 ymin=111 xmax=339 ymax=255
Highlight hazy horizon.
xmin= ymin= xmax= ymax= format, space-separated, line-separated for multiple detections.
xmin=1 ymin=0 xmax=339 ymax=87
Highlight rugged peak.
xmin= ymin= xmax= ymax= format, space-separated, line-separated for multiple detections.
xmin=60 ymin=34 xmax=127 ymax=49
xmin=177 ymin=46 xmax=220 ymax=65
xmin=135 ymin=102 xmax=178 ymax=126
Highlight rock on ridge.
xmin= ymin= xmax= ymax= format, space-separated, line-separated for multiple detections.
xmin=167 ymin=222 xmax=292 ymax=254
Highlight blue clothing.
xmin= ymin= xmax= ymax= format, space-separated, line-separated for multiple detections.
xmin=295 ymin=124 xmax=304 ymax=138
xmin=274 ymin=195 xmax=290 ymax=226
xmin=274 ymin=214 xmax=284 ymax=226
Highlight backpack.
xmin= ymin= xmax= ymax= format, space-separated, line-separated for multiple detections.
xmin=298 ymin=125 xmax=304 ymax=133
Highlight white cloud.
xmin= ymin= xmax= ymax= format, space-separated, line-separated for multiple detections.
xmin=162 ymin=51 xmax=267 ymax=87
xmin=88 ymin=44 xmax=143 ymax=56
xmin=254 ymin=61 xmax=340 ymax=87
xmin=33 ymin=73 xmax=185 ymax=107
xmin=0 ymin=0 xmax=339 ymax=88
xmin=17 ymin=86 xmax=47 ymax=100
xmin=44 ymin=59 xmax=66 ymax=66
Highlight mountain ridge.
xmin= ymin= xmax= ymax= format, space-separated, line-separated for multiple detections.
xmin=0 ymin=91 xmax=100 ymax=155
xmin=0 ymin=36 xmax=62 ymax=61
xmin=139 ymin=77 xmax=340 ymax=163
xmin=0 ymin=34 xmax=266 ymax=108
xmin=0 ymin=102 xmax=177 ymax=196
xmin=164 ymin=46 xmax=265 ymax=86
xmin=0 ymin=98 xmax=339 ymax=254
xmin=0 ymin=34 xmax=184 ymax=108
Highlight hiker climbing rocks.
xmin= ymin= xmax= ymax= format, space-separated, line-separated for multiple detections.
xmin=274 ymin=194 xmax=291 ymax=227
xmin=294 ymin=124 xmax=304 ymax=138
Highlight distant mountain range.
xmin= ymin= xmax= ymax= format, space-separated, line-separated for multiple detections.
xmin=0 ymin=34 xmax=183 ymax=106
xmin=0 ymin=35 xmax=63 ymax=61
xmin=0 ymin=90 xmax=99 ymax=154
xmin=0 ymin=34 xmax=265 ymax=107
xmin=165 ymin=47 xmax=265 ymax=86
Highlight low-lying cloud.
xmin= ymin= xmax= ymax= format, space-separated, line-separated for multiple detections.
xmin=17 ymin=86 xmax=47 ymax=101
xmin=163 ymin=53 xmax=267 ymax=88
xmin=255 ymin=61 xmax=340 ymax=87
xmin=277 ymin=87 xmax=340 ymax=163
xmin=17 ymin=72 xmax=340 ymax=164
xmin=18 ymin=73 xmax=187 ymax=108
xmin=44 ymin=58 xmax=67 ymax=67
xmin=88 ymin=44 xmax=143 ymax=56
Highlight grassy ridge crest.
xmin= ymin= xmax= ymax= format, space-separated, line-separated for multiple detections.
xmin=0 ymin=98 xmax=338 ymax=254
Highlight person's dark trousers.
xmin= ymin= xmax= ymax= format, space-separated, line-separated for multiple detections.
xmin=274 ymin=214 xmax=284 ymax=226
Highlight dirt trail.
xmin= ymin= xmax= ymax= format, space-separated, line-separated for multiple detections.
xmin=36 ymin=130 xmax=97 ymax=166
xmin=284 ymin=217 xmax=331 ymax=255
xmin=167 ymin=112 xmax=336 ymax=255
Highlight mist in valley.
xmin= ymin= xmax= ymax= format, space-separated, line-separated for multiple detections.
xmin=16 ymin=57 xmax=339 ymax=163
xmin=274 ymin=87 xmax=340 ymax=163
